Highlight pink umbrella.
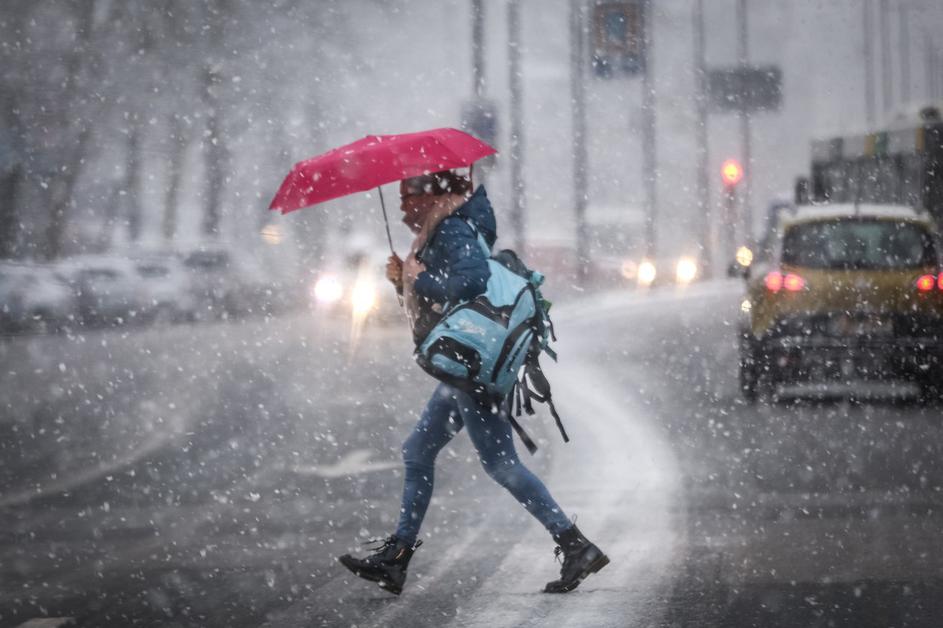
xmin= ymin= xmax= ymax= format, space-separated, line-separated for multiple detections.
xmin=269 ymin=128 xmax=496 ymax=255
xmin=269 ymin=128 xmax=496 ymax=215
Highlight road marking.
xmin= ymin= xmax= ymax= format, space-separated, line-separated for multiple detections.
xmin=289 ymin=449 xmax=399 ymax=478
xmin=17 ymin=619 xmax=75 ymax=628
xmin=0 ymin=426 xmax=185 ymax=509
xmin=443 ymin=322 xmax=684 ymax=626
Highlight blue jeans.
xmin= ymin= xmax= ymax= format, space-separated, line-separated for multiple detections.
xmin=395 ymin=383 xmax=572 ymax=544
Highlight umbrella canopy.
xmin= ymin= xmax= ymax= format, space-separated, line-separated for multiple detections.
xmin=269 ymin=128 xmax=497 ymax=214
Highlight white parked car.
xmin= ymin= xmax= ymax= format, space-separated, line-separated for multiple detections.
xmin=131 ymin=256 xmax=198 ymax=323
xmin=309 ymin=243 xmax=403 ymax=326
xmin=0 ymin=262 xmax=75 ymax=332
xmin=179 ymin=246 xmax=271 ymax=320
xmin=55 ymin=255 xmax=151 ymax=327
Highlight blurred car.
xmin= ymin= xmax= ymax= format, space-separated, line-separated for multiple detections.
xmin=131 ymin=255 xmax=198 ymax=323
xmin=179 ymin=246 xmax=270 ymax=320
xmin=618 ymin=254 xmax=702 ymax=288
xmin=0 ymin=261 xmax=75 ymax=333
xmin=55 ymin=255 xmax=151 ymax=327
xmin=738 ymin=204 xmax=943 ymax=401
xmin=309 ymin=238 xmax=402 ymax=325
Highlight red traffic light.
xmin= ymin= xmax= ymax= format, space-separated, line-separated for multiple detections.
xmin=721 ymin=159 xmax=744 ymax=187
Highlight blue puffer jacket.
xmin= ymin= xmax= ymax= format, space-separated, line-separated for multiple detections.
xmin=414 ymin=186 xmax=496 ymax=306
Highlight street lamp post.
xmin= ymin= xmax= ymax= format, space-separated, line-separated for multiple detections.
xmin=641 ymin=0 xmax=657 ymax=261
xmin=570 ymin=0 xmax=589 ymax=280
xmin=508 ymin=0 xmax=526 ymax=253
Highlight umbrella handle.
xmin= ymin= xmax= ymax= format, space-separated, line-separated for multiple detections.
xmin=377 ymin=186 xmax=405 ymax=309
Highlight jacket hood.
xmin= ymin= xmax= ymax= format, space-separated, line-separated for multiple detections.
xmin=454 ymin=186 xmax=497 ymax=248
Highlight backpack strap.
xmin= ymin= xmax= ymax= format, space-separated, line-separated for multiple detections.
xmin=506 ymin=407 xmax=538 ymax=455
xmin=510 ymin=358 xmax=569 ymax=448
xmin=521 ymin=359 xmax=569 ymax=443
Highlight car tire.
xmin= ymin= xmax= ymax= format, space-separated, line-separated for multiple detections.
xmin=152 ymin=304 xmax=176 ymax=326
xmin=917 ymin=377 xmax=943 ymax=406
xmin=29 ymin=310 xmax=53 ymax=335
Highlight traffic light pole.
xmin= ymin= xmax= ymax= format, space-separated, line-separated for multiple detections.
xmin=472 ymin=0 xmax=485 ymax=99
xmin=879 ymin=0 xmax=892 ymax=116
xmin=641 ymin=0 xmax=657 ymax=261
xmin=723 ymin=183 xmax=736 ymax=267
xmin=693 ymin=0 xmax=712 ymax=276
xmin=736 ymin=0 xmax=753 ymax=250
xmin=469 ymin=0 xmax=491 ymax=190
xmin=863 ymin=0 xmax=876 ymax=128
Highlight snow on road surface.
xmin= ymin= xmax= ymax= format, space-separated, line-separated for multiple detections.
xmin=447 ymin=361 xmax=682 ymax=627
xmin=339 ymin=285 xmax=733 ymax=627
xmin=439 ymin=286 xmax=741 ymax=626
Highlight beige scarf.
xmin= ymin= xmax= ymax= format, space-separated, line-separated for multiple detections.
xmin=402 ymin=196 xmax=467 ymax=337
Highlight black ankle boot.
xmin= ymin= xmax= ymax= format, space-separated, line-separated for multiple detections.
xmin=543 ymin=524 xmax=609 ymax=593
xmin=338 ymin=536 xmax=421 ymax=595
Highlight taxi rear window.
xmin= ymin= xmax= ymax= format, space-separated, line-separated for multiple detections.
xmin=782 ymin=218 xmax=938 ymax=270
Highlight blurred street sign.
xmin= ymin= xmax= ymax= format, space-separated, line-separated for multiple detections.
xmin=708 ymin=65 xmax=782 ymax=112
xmin=591 ymin=1 xmax=646 ymax=78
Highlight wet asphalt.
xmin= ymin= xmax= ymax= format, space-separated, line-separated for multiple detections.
xmin=1 ymin=280 xmax=941 ymax=627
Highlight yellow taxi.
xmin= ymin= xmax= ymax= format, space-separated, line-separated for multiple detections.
xmin=738 ymin=204 xmax=943 ymax=401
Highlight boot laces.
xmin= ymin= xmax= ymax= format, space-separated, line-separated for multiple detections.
xmin=553 ymin=545 xmax=564 ymax=564
xmin=363 ymin=536 xmax=422 ymax=554
xmin=552 ymin=514 xmax=580 ymax=565
xmin=363 ymin=536 xmax=397 ymax=553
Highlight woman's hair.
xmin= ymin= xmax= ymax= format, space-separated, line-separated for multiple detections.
xmin=403 ymin=170 xmax=472 ymax=197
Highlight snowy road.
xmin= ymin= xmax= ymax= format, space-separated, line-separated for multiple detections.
xmin=2 ymin=280 xmax=943 ymax=626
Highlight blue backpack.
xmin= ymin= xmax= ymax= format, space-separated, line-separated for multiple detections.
xmin=414 ymin=223 xmax=567 ymax=454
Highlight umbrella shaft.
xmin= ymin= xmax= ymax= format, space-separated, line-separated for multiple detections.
xmin=377 ymin=186 xmax=396 ymax=257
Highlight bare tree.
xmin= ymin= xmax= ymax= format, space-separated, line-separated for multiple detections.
xmin=1 ymin=0 xmax=347 ymax=260
xmin=41 ymin=2 xmax=101 ymax=260
xmin=0 ymin=164 xmax=21 ymax=259
xmin=0 ymin=87 xmax=22 ymax=258
xmin=0 ymin=4 xmax=34 ymax=258
xmin=125 ymin=121 xmax=143 ymax=243
xmin=202 ymin=66 xmax=228 ymax=239
xmin=163 ymin=114 xmax=187 ymax=242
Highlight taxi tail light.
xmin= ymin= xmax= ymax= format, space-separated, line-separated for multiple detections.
xmin=765 ymin=271 xmax=805 ymax=293
xmin=764 ymin=271 xmax=783 ymax=292
xmin=916 ymin=274 xmax=936 ymax=292
xmin=783 ymin=273 xmax=805 ymax=292
xmin=938 ymin=274 xmax=943 ymax=291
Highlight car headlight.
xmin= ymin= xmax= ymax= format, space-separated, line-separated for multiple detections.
xmin=637 ymin=260 xmax=656 ymax=287
xmin=313 ymin=274 xmax=343 ymax=304
xmin=735 ymin=246 xmax=754 ymax=268
xmin=351 ymin=279 xmax=377 ymax=315
xmin=675 ymin=256 xmax=698 ymax=285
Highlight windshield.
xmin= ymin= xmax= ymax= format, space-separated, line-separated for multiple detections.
xmin=781 ymin=219 xmax=938 ymax=270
